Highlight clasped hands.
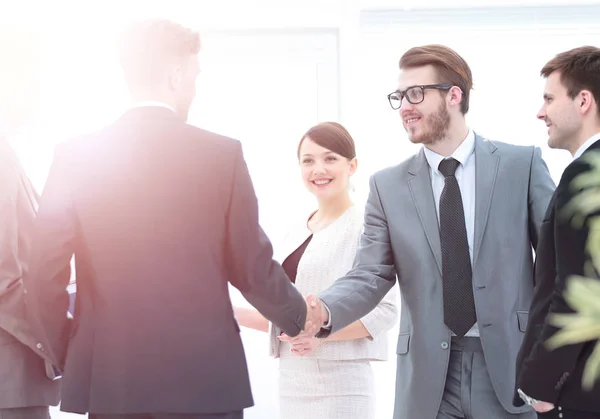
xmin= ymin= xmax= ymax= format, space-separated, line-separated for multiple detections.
xmin=279 ymin=297 xmax=557 ymax=413
xmin=278 ymin=294 xmax=328 ymax=356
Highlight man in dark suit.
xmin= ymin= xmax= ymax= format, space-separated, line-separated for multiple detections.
xmin=0 ymin=25 xmax=61 ymax=419
xmin=23 ymin=19 xmax=313 ymax=419
xmin=516 ymin=46 xmax=600 ymax=419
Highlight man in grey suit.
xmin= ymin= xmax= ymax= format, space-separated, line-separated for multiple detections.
xmin=306 ymin=45 xmax=555 ymax=419
xmin=0 ymin=26 xmax=60 ymax=419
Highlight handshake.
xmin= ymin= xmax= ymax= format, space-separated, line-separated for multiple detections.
xmin=277 ymin=295 xmax=329 ymax=357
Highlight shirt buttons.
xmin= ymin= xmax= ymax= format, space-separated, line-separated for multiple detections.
xmin=441 ymin=341 xmax=449 ymax=350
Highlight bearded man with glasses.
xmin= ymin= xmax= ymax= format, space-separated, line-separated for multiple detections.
xmin=304 ymin=44 xmax=556 ymax=419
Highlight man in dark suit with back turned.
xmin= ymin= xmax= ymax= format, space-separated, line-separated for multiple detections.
xmin=516 ymin=46 xmax=600 ymax=419
xmin=0 ymin=25 xmax=60 ymax=419
xmin=23 ymin=19 xmax=314 ymax=419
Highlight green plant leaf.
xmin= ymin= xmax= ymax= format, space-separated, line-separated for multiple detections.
xmin=562 ymin=277 xmax=600 ymax=315
xmin=546 ymin=324 xmax=600 ymax=349
xmin=582 ymin=341 xmax=600 ymax=390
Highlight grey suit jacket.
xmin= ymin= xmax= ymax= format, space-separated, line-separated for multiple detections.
xmin=318 ymin=135 xmax=555 ymax=419
xmin=0 ymin=138 xmax=60 ymax=409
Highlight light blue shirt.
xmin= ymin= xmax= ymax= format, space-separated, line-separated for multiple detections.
xmin=323 ymin=130 xmax=480 ymax=336
xmin=423 ymin=129 xmax=479 ymax=337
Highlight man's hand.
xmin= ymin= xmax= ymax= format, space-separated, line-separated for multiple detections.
xmin=517 ymin=388 xmax=555 ymax=413
xmin=304 ymin=294 xmax=328 ymax=333
xmin=532 ymin=401 xmax=555 ymax=413
xmin=278 ymin=332 xmax=322 ymax=356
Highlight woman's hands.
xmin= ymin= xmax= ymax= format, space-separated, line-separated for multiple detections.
xmin=278 ymin=332 xmax=323 ymax=356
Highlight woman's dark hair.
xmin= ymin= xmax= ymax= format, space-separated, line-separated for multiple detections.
xmin=297 ymin=121 xmax=356 ymax=160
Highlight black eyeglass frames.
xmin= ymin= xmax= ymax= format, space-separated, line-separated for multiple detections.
xmin=387 ymin=84 xmax=454 ymax=109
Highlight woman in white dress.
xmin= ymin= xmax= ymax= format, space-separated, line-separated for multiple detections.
xmin=234 ymin=122 xmax=397 ymax=419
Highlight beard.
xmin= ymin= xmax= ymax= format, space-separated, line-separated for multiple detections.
xmin=406 ymin=101 xmax=450 ymax=145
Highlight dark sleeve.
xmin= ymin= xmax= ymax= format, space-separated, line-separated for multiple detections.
xmin=518 ymin=159 xmax=593 ymax=403
xmin=224 ymin=142 xmax=306 ymax=337
xmin=23 ymin=144 xmax=74 ymax=369
xmin=528 ymin=146 xmax=556 ymax=252
xmin=0 ymin=154 xmax=24 ymax=320
xmin=0 ymin=153 xmax=36 ymax=347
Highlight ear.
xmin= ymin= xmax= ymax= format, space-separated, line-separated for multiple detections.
xmin=579 ymin=90 xmax=595 ymax=115
xmin=448 ymin=86 xmax=463 ymax=107
xmin=348 ymin=157 xmax=358 ymax=176
xmin=169 ymin=65 xmax=183 ymax=91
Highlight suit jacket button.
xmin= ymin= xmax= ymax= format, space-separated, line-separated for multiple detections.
xmin=36 ymin=343 xmax=44 ymax=351
xmin=441 ymin=341 xmax=449 ymax=350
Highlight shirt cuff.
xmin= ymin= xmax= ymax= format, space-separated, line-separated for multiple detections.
xmin=322 ymin=301 xmax=332 ymax=329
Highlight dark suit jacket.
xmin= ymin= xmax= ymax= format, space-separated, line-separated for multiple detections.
xmin=0 ymin=137 xmax=60 ymax=409
xmin=23 ymin=107 xmax=307 ymax=415
xmin=516 ymin=139 xmax=600 ymax=412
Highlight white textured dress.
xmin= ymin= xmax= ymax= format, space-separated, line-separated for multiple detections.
xmin=269 ymin=206 xmax=398 ymax=419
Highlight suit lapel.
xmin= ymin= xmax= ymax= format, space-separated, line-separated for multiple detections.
xmin=408 ymin=150 xmax=442 ymax=275
xmin=473 ymin=135 xmax=500 ymax=265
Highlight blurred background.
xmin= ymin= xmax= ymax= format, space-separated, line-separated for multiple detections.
xmin=3 ymin=0 xmax=600 ymax=417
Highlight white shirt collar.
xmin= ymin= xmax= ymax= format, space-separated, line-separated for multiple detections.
xmin=424 ymin=129 xmax=475 ymax=173
xmin=573 ymin=132 xmax=600 ymax=160
xmin=130 ymin=101 xmax=175 ymax=113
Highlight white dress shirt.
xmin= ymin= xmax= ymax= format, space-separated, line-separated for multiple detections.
xmin=573 ymin=132 xmax=600 ymax=160
xmin=423 ymin=129 xmax=479 ymax=337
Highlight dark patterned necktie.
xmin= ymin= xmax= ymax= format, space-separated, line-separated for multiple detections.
xmin=438 ymin=158 xmax=476 ymax=337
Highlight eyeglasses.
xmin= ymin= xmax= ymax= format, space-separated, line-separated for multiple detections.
xmin=387 ymin=84 xmax=454 ymax=109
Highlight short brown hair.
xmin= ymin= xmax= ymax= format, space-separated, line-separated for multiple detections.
xmin=118 ymin=19 xmax=200 ymax=91
xmin=399 ymin=44 xmax=473 ymax=114
xmin=297 ymin=122 xmax=356 ymax=160
xmin=541 ymin=46 xmax=600 ymax=117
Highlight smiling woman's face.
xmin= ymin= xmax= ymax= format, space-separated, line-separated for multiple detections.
xmin=298 ymin=136 xmax=356 ymax=201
